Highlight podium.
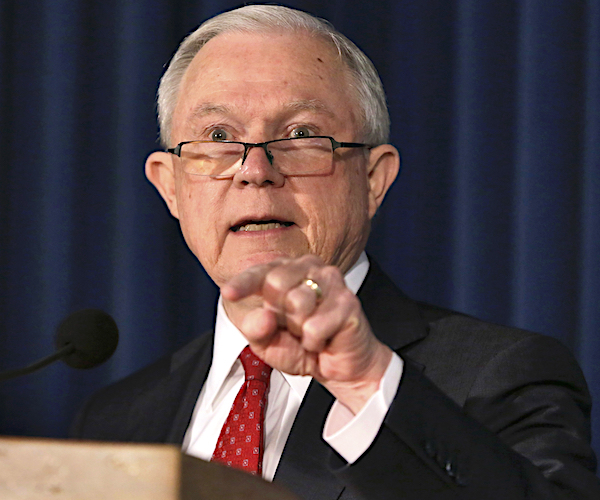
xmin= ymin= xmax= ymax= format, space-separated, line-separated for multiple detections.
xmin=0 ymin=436 xmax=300 ymax=500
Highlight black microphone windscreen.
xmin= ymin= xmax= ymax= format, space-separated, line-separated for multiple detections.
xmin=55 ymin=309 xmax=119 ymax=369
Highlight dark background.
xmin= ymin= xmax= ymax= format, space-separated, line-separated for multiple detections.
xmin=1 ymin=0 xmax=599 ymax=468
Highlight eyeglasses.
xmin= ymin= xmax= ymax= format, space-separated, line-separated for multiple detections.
xmin=167 ymin=136 xmax=371 ymax=178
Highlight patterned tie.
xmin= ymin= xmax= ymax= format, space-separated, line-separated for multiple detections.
xmin=212 ymin=346 xmax=273 ymax=475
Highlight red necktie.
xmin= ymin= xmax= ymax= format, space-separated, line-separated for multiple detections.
xmin=212 ymin=346 xmax=273 ymax=475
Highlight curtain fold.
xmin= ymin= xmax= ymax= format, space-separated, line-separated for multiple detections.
xmin=1 ymin=0 xmax=599 ymax=463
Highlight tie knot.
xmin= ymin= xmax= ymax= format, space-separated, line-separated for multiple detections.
xmin=239 ymin=346 xmax=272 ymax=384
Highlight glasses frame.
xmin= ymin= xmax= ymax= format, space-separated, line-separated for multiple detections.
xmin=167 ymin=136 xmax=372 ymax=176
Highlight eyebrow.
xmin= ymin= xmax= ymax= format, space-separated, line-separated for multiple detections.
xmin=283 ymin=99 xmax=336 ymax=117
xmin=189 ymin=103 xmax=233 ymax=119
xmin=189 ymin=99 xmax=335 ymax=120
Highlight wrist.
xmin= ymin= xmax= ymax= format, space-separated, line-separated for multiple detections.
xmin=324 ymin=344 xmax=393 ymax=414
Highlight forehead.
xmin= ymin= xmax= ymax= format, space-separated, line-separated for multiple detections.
xmin=171 ymin=31 xmax=359 ymax=138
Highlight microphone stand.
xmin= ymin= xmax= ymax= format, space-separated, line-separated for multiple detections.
xmin=0 ymin=344 xmax=75 ymax=382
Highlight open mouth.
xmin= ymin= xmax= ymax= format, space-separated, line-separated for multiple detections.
xmin=231 ymin=219 xmax=294 ymax=232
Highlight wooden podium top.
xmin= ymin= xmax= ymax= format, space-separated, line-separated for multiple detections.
xmin=0 ymin=436 xmax=301 ymax=500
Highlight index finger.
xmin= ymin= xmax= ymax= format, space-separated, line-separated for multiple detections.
xmin=221 ymin=259 xmax=288 ymax=301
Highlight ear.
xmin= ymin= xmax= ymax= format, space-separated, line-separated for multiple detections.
xmin=145 ymin=151 xmax=180 ymax=219
xmin=365 ymin=144 xmax=400 ymax=218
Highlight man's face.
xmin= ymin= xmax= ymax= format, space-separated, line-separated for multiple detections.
xmin=147 ymin=31 xmax=398 ymax=287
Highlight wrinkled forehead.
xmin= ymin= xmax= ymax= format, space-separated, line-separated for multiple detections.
xmin=189 ymin=30 xmax=350 ymax=90
xmin=202 ymin=28 xmax=346 ymax=67
xmin=171 ymin=30 xmax=361 ymax=135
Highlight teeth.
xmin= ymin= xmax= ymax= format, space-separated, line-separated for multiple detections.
xmin=232 ymin=220 xmax=293 ymax=232
xmin=239 ymin=222 xmax=284 ymax=232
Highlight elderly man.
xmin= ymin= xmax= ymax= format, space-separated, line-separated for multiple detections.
xmin=71 ymin=5 xmax=600 ymax=499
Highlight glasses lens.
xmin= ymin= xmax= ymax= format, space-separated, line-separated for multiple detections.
xmin=178 ymin=138 xmax=334 ymax=176
xmin=269 ymin=137 xmax=333 ymax=174
xmin=180 ymin=142 xmax=244 ymax=176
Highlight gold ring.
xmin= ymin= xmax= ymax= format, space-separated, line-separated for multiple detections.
xmin=303 ymin=279 xmax=323 ymax=303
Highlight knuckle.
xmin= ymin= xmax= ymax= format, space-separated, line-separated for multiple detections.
xmin=302 ymin=315 xmax=323 ymax=336
xmin=285 ymin=287 xmax=303 ymax=309
xmin=302 ymin=325 xmax=324 ymax=350
xmin=337 ymin=287 xmax=357 ymax=305
xmin=300 ymin=254 xmax=324 ymax=269
xmin=264 ymin=266 xmax=291 ymax=292
xmin=304 ymin=254 xmax=324 ymax=264
xmin=346 ymin=313 xmax=361 ymax=330
xmin=270 ymin=256 xmax=290 ymax=267
xmin=337 ymin=290 xmax=362 ymax=318
xmin=322 ymin=265 xmax=343 ymax=281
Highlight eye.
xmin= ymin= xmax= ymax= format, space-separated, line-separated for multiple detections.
xmin=290 ymin=126 xmax=313 ymax=138
xmin=210 ymin=129 xmax=229 ymax=141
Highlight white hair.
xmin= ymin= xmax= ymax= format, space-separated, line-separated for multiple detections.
xmin=157 ymin=4 xmax=390 ymax=147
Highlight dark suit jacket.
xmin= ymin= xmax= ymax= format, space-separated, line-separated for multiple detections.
xmin=71 ymin=262 xmax=600 ymax=499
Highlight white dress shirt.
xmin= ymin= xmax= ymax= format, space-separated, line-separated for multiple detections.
xmin=183 ymin=252 xmax=404 ymax=480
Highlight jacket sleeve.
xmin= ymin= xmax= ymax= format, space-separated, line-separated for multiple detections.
xmin=331 ymin=334 xmax=600 ymax=499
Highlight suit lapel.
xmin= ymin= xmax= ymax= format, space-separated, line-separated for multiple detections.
xmin=273 ymin=380 xmax=343 ymax=499
xmin=165 ymin=332 xmax=215 ymax=444
xmin=359 ymin=260 xmax=429 ymax=351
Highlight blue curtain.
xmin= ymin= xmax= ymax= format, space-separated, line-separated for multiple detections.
xmin=1 ymin=0 xmax=599 ymax=465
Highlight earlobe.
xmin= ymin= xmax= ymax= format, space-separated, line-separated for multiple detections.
xmin=145 ymin=151 xmax=180 ymax=219
xmin=366 ymin=145 xmax=400 ymax=218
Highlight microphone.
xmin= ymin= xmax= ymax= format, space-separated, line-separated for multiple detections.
xmin=0 ymin=309 xmax=119 ymax=381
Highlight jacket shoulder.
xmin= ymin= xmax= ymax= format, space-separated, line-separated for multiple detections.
xmin=70 ymin=331 xmax=213 ymax=442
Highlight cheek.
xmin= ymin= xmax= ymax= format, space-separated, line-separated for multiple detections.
xmin=176 ymin=175 xmax=217 ymax=219
xmin=331 ymin=163 xmax=370 ymax=220
xmin=174 ymin=179 xmax=223 ymax=255
xmin=175 ymin=180 xmax=199 ymax=226
xmin=303 ymin=167 xmax=369 ymax=243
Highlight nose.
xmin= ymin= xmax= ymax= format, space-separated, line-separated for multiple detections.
xmin=233 ymin=145 xmax=285 ymax=188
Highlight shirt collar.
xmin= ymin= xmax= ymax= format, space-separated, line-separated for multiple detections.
xmin=343 ymin=251 xmax=369 ymax=295
xmin=211 ymin=252 xmax=370 ymax=401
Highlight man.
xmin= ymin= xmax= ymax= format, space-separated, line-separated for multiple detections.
xmin=71 ymin=5 xmax=600 ymax=499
